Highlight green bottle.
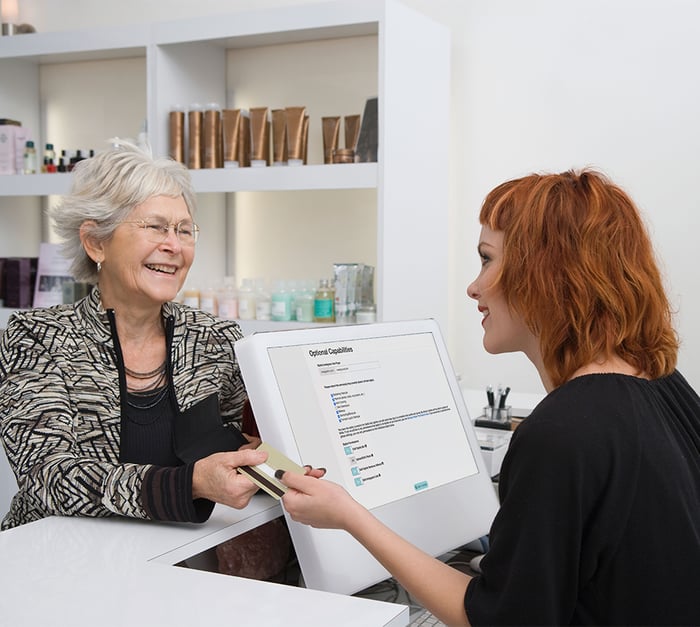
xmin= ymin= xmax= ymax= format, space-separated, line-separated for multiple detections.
xmin=313 ymin=278 xmax=335 ymax=323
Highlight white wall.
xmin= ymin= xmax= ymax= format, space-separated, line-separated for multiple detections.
xmin=15 ymin=0 xmax=700 ymax=398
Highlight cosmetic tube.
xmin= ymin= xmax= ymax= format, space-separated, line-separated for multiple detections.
xmin=222 ymin=109 xmax=242 ymax=168
xmin=187 ymin=104 xmax=203 ymax=169
xmin=302 ymin=114 xmax=309 ymax=164
xmin=202 ymin=103 xmax=222 ymax=168
xmin=344 ymin=114 xmax=361 ymax=151
xmin=238 ymin=112 xmax=251 ymax=167
xmin=321 ymin=116 xmax=340 ymax=164
xmin=285 ymin=106 xmax=306 ymax=166
xmin=249 ymin=107 xmax=270 ymax=167
xmin=168 ymin=106 xmax=186 ymax=164
xmin=271 ymin=109 xmax=288 ymax=166
xmin=333 ymin=264 xmax=349 ymax=323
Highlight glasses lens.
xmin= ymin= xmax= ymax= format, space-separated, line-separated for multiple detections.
xmin=176 ymin=221 xmax=198 ymax=245
xmin=141 ymin=220 xmax=170 ymax=243
xmin=134 ymin=219 xmax=198 ymax=246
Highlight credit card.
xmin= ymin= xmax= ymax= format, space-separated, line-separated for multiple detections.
xmin=237 ymin=442 xmax=305 ymax=499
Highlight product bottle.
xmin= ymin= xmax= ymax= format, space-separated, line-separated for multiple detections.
xmin=73 ymin=149 xmax=86 ymax=168
xmin=217 ymin=276 xmax=238 ymax=320
xmin=188 ymin=103 xmax=204 ymax=169
xmin=313 ymin=278 xmax=335 ymax=323
xmin=58 ymin=150 xmax=69 ymax=172
xmin=255 ymin=279 xmax=271 ymax=321
xmin=287 ymin=279 xmax=298 ymax=321
xmin=23 ymin=141 xmax=37 ymax=174
xmin=270 ymin=280 xmax=293 ymax=322
xmin=203 ymin=103 xmax=222 ymax=168
xmin=169 ymin=105 xmax=186 ymax=164
xmin=199 ymin=284 xmax=218 ymax=315
xmin=42 ymin=143 xmax=56 ymax=173
xmin=295 ymin=279 xmax=315 ymax=323
xmin=237 ymin=278 xmax=256 ymax=320
xmin=181 ymin=285 xmax=201 ymax=309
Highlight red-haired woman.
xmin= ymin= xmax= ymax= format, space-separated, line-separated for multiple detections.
xmin=277 ymin=170 xmax=700 ymax=626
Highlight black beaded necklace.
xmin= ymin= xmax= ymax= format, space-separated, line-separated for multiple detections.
xmin=124 ymin=361 xmax=166 ymax=380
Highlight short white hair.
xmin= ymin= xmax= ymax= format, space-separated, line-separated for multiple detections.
xmin=50 ymin=141 xmax=197 ymax=283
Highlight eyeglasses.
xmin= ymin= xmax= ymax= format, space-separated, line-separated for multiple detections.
xmin=119 ymin=218 xmax=200 ymax=246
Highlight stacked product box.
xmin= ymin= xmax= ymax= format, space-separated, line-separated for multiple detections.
xmin=1 ymin=257 xmax=39 ymax=308
xmin=0 ymin=119 xmax=30 ymax=175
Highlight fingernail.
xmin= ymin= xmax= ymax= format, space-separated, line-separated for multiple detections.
xmin=274 ymin=469 xmax=285 ymax=480
xmin=319 ymin=468 xmax=327 ymax=474
xmin=304 ymin=465 xmax=312 ymax=471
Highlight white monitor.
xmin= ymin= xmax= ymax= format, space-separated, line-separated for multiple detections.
xmin=234 ymin=319 xmax=499 ymax=595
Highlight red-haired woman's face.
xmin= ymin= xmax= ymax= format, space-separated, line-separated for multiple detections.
xmin=467 ymin=226 xmax=538 ymax=358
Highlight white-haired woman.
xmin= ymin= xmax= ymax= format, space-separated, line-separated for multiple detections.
xmin=0 ymin=143 xmax=268 ymax=530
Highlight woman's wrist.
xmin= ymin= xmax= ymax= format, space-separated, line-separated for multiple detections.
xmin=191 ymin=459 xmax=205 ymax=500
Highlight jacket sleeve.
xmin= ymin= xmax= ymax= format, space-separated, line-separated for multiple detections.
xmin=211 ymin=318 xmax=249 ymax=428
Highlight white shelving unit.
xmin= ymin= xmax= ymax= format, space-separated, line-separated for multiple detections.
xmin=0 ymin=0 xmax=450 ymax=332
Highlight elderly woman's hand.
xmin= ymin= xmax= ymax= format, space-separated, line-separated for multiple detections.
xmin=192 ymin=448 xmax=268 ymax=509
xmin=238 ymin=432 xmax=262 ymax=451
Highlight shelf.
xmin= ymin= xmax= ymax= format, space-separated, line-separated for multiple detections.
xmin=0 ymin=164 xmax=376 ymax=197
xmin=0 ymin=0 xmax=450 ymax=331
xmin=0 ymin=24 xmax=148 ymax=63
xmin=151 ymin=2 xmax=379 ymax=47
xmin=0 ymin=307 xmax=329 ymax=335
xmin=0 ymin=173 xmax=73 ymax=197
xmin=0 ymin=1 xmax=380 ymax=64
xmin=189 ymin=163 xmax=377 ymax=193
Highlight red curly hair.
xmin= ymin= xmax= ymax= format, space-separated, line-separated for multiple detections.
xmin=479 ymin=169 xmax=678 ymax=388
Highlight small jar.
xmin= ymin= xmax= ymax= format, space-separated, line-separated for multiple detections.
xmin=355 ymin=304 xmax=376 ymax=324
xmin=332 ymin=148 xmax=355 ymax=164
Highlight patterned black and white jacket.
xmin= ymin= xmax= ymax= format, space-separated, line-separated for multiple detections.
xmin=0 ymin=287 xmax=248 ymax=530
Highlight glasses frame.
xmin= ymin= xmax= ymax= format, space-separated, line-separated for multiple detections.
xmin=118 ymin=218 xmax=200 ymax=246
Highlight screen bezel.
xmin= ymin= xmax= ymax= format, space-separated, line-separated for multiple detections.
xmin=235 ymin=319 xmax=499 ymax=595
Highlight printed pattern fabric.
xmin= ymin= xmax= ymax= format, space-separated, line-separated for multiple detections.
xmin=0 ymin=288 xmax=247 ymax=529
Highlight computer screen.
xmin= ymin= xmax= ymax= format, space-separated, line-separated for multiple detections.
xmin=235 ymin=319 xmax=499 ymax=595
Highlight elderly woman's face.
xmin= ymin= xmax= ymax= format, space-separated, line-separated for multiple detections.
xmin=99 ymin=194 xmax=195 ymax=308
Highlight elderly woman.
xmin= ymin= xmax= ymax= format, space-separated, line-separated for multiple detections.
xmin=277 ymin=169 xmax=700 ymax=626
xmin=0 ymin=142 xmax=266 ymax=530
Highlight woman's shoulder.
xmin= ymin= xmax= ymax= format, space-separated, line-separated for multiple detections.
xmin=542 ymin=372 xmax=651 ymax=409
xmin=515 ymin=374 xmax=649 ymax=446
xmin=3 ymin=304 xmax=79 ymax=336
xmin=0 ymin=305 xmax=83 ymax=372
xmin=167 ymin=301 xmax=244 ymax=342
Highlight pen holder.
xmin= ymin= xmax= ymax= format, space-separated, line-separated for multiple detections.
xmin=474 ymin=405 xmax=512 ymax=430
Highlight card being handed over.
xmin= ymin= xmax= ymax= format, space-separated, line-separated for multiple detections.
xmin=237 ymin=442 xmax=305 ymax=499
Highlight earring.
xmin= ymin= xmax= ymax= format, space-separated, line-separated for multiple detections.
xmin=97 ymin=261 xmax=102 ymax=273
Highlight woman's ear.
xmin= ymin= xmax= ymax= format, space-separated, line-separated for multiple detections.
xmin=79 ymin=220 xmax=104 ymax=265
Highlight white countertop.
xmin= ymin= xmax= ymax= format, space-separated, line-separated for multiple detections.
xmin=0 ymin=495 xmax=408 ymax=626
